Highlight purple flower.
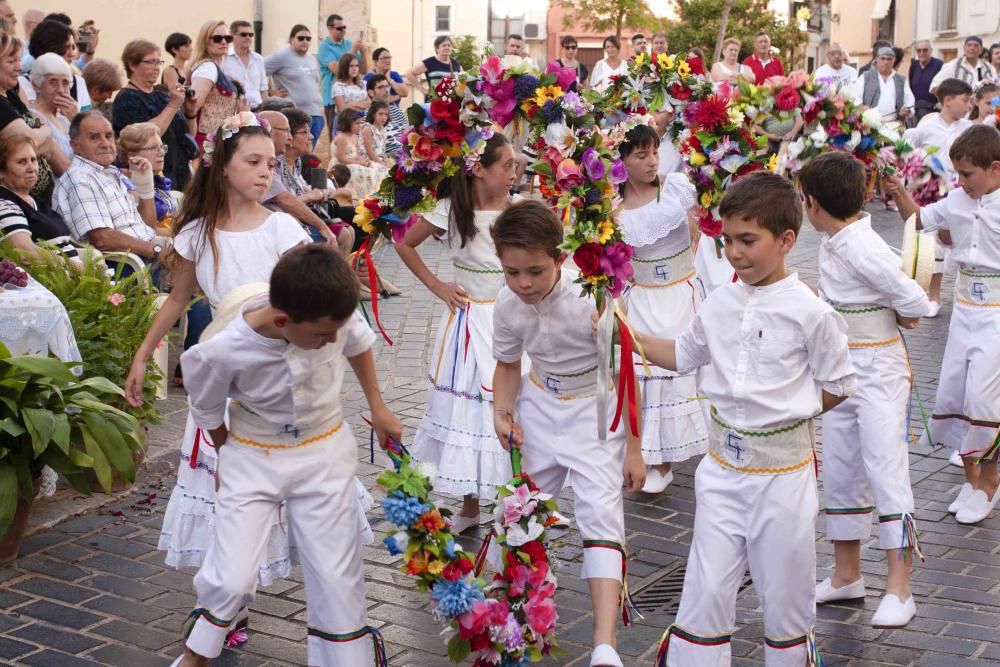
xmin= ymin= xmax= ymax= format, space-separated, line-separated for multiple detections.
xmin=584 ymin=185 xmax=602 ymax=205
xmin=599 ymin=241 xmax=634 ymax=284
xmin=581 ymin=148 xmax=607 ymax=180
xmin=513 ymin=75 xmax=540 ymax=102
xmin=609 ymin=159 xmax=628 ymax=185
xmin=390 ymin=213 xmax=419 ymax=244
xmin=394 ymin=184 xmax=423 ymax=211
xmin=541 ymin=99 xmax=564 ymax=124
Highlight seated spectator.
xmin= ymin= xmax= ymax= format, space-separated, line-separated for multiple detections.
xmin=0 ymin=133 xmax=77 ymax=260
xmin=361 ymin=100 xmax=392 ymax=168
xmin=29 ymin=53 xmax=75 ymax=167
xmin=53 ymin=110 xmax=166 ymax=264
xmin=81 ymin=58 xmax=121 ymax=118
xmin=331 ymin=53 xmax=369 ymax=129
xmin=366 ymin=74 xmax=403 ymax=155
xmin=117 ymin=122 xmax=178 ymax=234
xmin=162 ymin=32 xmax=191 ymax=90
xmin=329 ymin=110 xmax=386 ymax=202
xmin=112 ymin=39 xmax=195 ymax=191
xmin=22 ymin=19 xmax=90 ymax=109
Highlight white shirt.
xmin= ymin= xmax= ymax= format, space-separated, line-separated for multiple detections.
xmin=618 ymin=173 xmax=694 ymax=251
xmin=589 ymin=58 xmax=628 ymax=93
xmin=424 ymin=197 xmax=513 ymax=275
xmin=813 ymin=63 xmax=858 ymax=91
xmin=921 ymin=186 xmax=1000 ymax=273
xmin=903 ymin=113 xmax=972 ymax=174
xmin=817 ymin=214 xmax=930 ymax=318
xmin=223 ymin=48 xmax=268 ymax=108
xmin=182 ymin=294 xmax=375 ymax=432
xmin=675 ymin=272 xmax=856 ymax=429
xmin=851 ymin=71 xmax=915 ymax=119
xmin=494 ymin=270 xmax=597 ymax=374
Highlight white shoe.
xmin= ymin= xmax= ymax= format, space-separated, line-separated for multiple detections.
xmin=590 ymin=643 xmax=624 ymax=667
xmin=948 ymin=482 xmax=974 ymax=514
xmin=815 ymin=576 xmax=866 ymax=604
xmin=926 ymin=300 xmax=941 ymax=318
xmin=550 ymin=511 xmax=571 ymax=528
xmin=451 ymin=514 xmax=481 ymax=533
xmin=955 ymin=486 xmax=1000 ymax=524
xmin=871 ymin=594 xmax=916 ymax=628
xmin=949 ymin=450 xmax=964 ymax=468
xmin=641 ymin=468 xmax=674 ymax=494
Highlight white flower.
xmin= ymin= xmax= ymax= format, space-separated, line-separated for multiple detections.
xmin=845 ymin=130 xmax=862 ymax=151
xmin=720 ymin=154 xmax=748 ymax=173
xmin=504 ymin=516 xmax=544 ymax=546
xmin=860 ymin=108 xmax=883 ymax=130
xmin=808 ymin=125 xmax=828 ymax=144
xmin=415 ymin=461 xmax=438 ymax=480
xmin=544 ymin=123 xmax=577 ymax=156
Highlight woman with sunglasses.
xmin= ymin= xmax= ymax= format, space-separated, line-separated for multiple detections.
xmin=264 ymin=25 xmax=325 ymax=146
xmin=186 ymin=21 xmax=239 ymax=148
xmin=555 ymin=35 xmax=588 ymax=90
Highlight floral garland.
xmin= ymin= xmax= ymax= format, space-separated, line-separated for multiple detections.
xmin=201 ymin=111 xmax=265 ymax=167
xmin=877 ymin=142 xmax=954 ymax=206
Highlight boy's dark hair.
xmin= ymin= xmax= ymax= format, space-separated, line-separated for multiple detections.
xmin=935 ymin=78 xmax=973 ymax=103
xmin=490 ymin=200 xmax=563 ymax=259
xmin=798 ymin=152 xmax=866 ymax=221
xmin=950 ymin=124 xmax=1000 ymax=169
xmin=330 ymin=163 xmax=351 ymax=187
xmin=719 ymin=171 xmax=801 ymax=238
xmin=270 ymin=245 xmax=359 ymax=323
xmin=366 ymin=73 xmax=387 ymax=93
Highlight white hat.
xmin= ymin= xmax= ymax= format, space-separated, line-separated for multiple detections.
xmin=198 ymin=282 xmax=269 ymax=342
xmin=900 ymin=214 xmax=936 ymax=292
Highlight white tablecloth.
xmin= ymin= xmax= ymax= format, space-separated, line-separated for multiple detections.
xmin=0 ymin=276 xmax=81 ymax=364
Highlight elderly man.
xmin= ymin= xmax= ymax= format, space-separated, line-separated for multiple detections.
xmin=651 ymin=32 xmax=668 ymax=54
xmin=853 ymin=45 xmax=915 ymax=123
xmin=54 ymin=110 xmax=165 ymax=261
xmin=814 ymin=43 xmax=858 ymax=91
xmin=909 ymin=40 xmax=944 ymax=123
xmin=931 ymin=35 xmax=997 ymax=92
xmin=742 ymin=30 xmax=784 ymax=84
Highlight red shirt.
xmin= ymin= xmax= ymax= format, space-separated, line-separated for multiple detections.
xmin=742 ymin=54 xmax=785 ymax=84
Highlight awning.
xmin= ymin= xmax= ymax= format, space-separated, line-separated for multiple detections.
xmin=871 ymin=0 xmax=893 ymax=20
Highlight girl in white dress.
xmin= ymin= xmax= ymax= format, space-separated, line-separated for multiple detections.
xmin=395 ymin=133 xmax=516 ymax=532
xmin=124 ymin=116 xmax=374 ymax=638
xmin=618 ymin=124 xmax=708 ymax=493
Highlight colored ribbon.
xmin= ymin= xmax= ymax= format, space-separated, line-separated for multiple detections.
xmin=610 ymin=313 xmax=639 ymax=437
xmin=594 ymin=290 xmax=614 ymax=440
xmin=190 ymin=428 xmax=202 ymax=469
xmin=351 ymin=237 xmax=393 ymax=345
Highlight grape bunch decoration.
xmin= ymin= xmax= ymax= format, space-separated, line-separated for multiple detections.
xmin=0 ymin=259 xmax=28 ymax=288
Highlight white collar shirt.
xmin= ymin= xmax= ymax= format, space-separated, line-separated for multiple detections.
xmin=675 ymin=272 xmax=856 ymax=429
xmin=902 ymin=113 xmax=972 ymax=174
xmin=223 ymin=48 xmax=268 ymax=107
xmin=53 ymin=155 xmax=154 ymax=242
xmin=921 ymin=186 xmax=1000 ymax=273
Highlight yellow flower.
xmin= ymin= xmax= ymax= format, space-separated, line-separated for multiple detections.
xmin=657 ymin=53 xmax=674 ymax=69
xmin=767 ymin=153 xmax=778 ymax=172
xmin=442 ymin=142 xmax=462 ymax=158
xmin=597 ymin=220 xmax=614 ymax=243
xmin=532 ymin=85 xmax=563 ymax=107
xmin=635 ymin=52 xmax=646 ymax=67
xmin=601 ymin=180 xmax=617 ymax=198
xmin=426 ymin=559 xmax=446 ymax=576
xmin=677 ymin=61 xmax=691 ymax=77
xmin=408 ymin=132 xmax=421 ymax=147
xmin=700 ymin=191 xmax=714 ymax=209
xmin=355 ymin=202 xmax=373 ymax=226
xmin=689 ymin=151 xmax=706 ymax=166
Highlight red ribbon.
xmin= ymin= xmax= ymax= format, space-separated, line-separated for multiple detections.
xmin=352 ymin=237 xmax=393 ymax=345
xmin=610 ymin=314 xmax=639 ymax=438
xmin=190 ymin=428 xmax=202 ymax=469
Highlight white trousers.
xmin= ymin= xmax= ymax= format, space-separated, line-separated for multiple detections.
xmin=518 ymin=376 xmax=627 ymax=580
xmin=665 ymin=456 xmax=818 ymax=666
xmin=823 ymin=343 xmax=916 ymax=549
xmin=184 ymin=422 xmax=376 ymax=665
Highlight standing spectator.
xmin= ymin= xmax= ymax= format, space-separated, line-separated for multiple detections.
xmin=360 ymin=100 xmax=391 ymax=168
xmin=814 ymin=43 xmax=858 ymax=91
xmin=81 ymin=58 xmax=121 ymax=117
xmin=363 ymin=48 xmax=408 ymax=105
xmin=742 ymin=30 xmax=784 ymax=84
xmin=265 ymin=25 xmax=324 ymax=146
xmin=503 ymin=33 xmax=534 ymax=68
xmin=859 ymin=39 xmax=891 ymax=76
xmin=931 ymin=35 xmax=996 ymax=91
xmin=405 ymin=35 xmax=461 ymax=100
xmin=318 ymin=13 xmax=364 ymax=139
xmin=556 ymin=36 xmax=588 ymax=89
xmin=161 ymin=32 xmax=191 ymax=90
xmin=853 ymin=46 xmax=914 ymax=124
xmin=28 ymin=52 xmax=74 ymax=166
xmin=366 ymin=75 xmax=403 ymax=155
xmin=24 ymin=19 xmax=90 ymax=109
xmin=651 ymin=32 xmax=668 ymax=54
xmin=74 ymin=19 xmax=99 ymax=69
xmin=331 ymin=53 xmax=368 ymax=129
xmin=710 ymin=38 xmax=748 ymax=84
xmin=112 ymin=38 xmax=195 ymax=191
xmin=990 ymin=42 xmax=1000 ymax=72
xmin=223 ymin=20 xmax=267 ymax=109
xmin=18 ymin=8 xmax=40 ymax=70
xmin=0 ymin=2 xmax=13 ymax=32
xmin=187 ymin=20 xmax=239 ymax=147
xmin=589 ymin=35 xmax=626 ymax=92
xmin=630 ymin=33 xmax=647 ymax=58
xmin=910 ymin=40 xmax=943 ymax=123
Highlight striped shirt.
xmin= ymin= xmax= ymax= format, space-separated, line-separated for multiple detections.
xmin=53 ymin=155 xmax=154 ymax=243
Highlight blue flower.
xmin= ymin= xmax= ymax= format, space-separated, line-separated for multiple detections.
xmin=381 ymin=491 xmax=430 ymax=527
xmin=444 ymin=538 xmax=457 ymax=558
xmin=831 ymin=133 xmax=850 ymax=148
xmin=514 ymin=75 xmax=541 ymax=102
xmin=430 ymin=577 xmax=484 ymax=617
xmin=858 ymin=135 xmax=876 ymax=151
xmin=393 ymin=184 xmax=424 ymax=211
xmin=541 ymin=99 xmax=564 ymax=124
xmin=383 ymin=531 xmax=409 ymax=556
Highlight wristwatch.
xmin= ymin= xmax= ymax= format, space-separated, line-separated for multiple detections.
xmin=151 ymin=243 xmax=163 ymax=259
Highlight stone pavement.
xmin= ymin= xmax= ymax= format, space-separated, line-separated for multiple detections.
xmin=0 ymin=205 xmax=998 ymax=666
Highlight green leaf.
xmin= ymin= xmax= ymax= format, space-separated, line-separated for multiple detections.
xmin=22 ymin=408 xmax=55 ymax=458
xmin=50 ymin=413 xmax=70 ymax=454
xmin=0 ymin=418 xmax=25 ymax=438
xmin=66 ymin=447 xmax=95 ymax=468
xmin=82 ymin=413 xmax=134 ymax=483
xmin=0 ymin=462 xmax=17 ymax=535
xmin=79 ymin=424 xmax=111 ymax=492
xmin=76 ymin=376 xmax=125 ymax=397
xmin=4 ymin=356 xmax=77 ymax=383
xmin=447 ymin=634 xmax=471 ymax=663
xmin=0 ymin=342 xmax=9 ymax=359
xmin=71 ymin=399 xmax=135 ymax=422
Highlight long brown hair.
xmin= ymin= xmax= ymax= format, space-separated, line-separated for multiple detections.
xmin=445 ymin=132 xmax=510 ymax=248
xmin=173 ymin=123 xmax=272 ymax=275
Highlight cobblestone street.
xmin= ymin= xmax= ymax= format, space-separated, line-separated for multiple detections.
xmin=0 ymin=205 xmax=997 ymax=666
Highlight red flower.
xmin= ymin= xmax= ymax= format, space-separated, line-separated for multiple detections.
xmin=435 ymin=123 xmax=466 ymax=144
xmin=430 ymin=98 xmax=459 ymax=121
xmin=573 ymin=243 xmax=603 ymax=277
xmin=470 ymin=632 xmax=492 ymax=652
xmin=699 ymin=212 xmax=722 ymax=237
xmin=736 ymin=161 xmax=764 ymax=178
xmin=670 ymin=82 xmax=692 ymax=101
xmin=775 ymin=86 xmax=800 ymax=112
xmin=519 ymin=539 xmax=548 ymax=565
xmin=434 ymin=77 xmax=454 ymax=97
xmin=685 ymin=96 xmax=729 ymax=132
xmin=686 ymin=56 xmax=705 ymax=76
xmin=442 ymin=557 xmax=474 ymax=582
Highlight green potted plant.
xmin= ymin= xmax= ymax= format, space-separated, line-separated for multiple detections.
xmin=0 ymin=342 xmax=144 ymax=561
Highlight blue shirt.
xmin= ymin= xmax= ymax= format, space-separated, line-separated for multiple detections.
xmin=318 ymin=36 xmax=360 ymax=106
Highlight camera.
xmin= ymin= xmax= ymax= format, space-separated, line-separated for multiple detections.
xmin=77 ymin=29 xmax=92 ymax=54
xmin=184 ymin=87 xmax=196 ymax=99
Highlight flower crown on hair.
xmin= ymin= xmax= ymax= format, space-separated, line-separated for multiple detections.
xmin=463 ymin=124 xmax=496 ymax=173
xmin=202 ymin=112 xmax=269 ymax=167
xmin=608 ymin=113 xmax=655 ymax=147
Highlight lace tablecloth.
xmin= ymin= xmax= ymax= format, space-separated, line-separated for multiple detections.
xmin=0 ymin=276 xmax=81 ymax=363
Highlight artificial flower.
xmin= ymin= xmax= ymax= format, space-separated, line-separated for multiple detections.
xmin=107 ymin=293 xmax=125 ymax=306
xmin=555 ymin=159 xmax=585 ymax=190
xmin=573 ymin=243 xmax=603 ymax=277
xmin=775 ymin=86 xmax=800 ymax=112
xmin=532 ymin=85 xmax=563 ymax=108
xmin=499 ymin=483 xmax=539 ymax=527
xmin=442 ymin=557 xmax=474 ymax=582
xmin=544 ymin=123 xmax=578 ymax=156
xmin=418 ymin=509 xmax=447 ymax=533
xmin=505 ymin=515 xmax=544 ymax=547
xmin=411 ymin=136 xmax=444 ymax=162
xmin=431 ymin=577 xmax=485 ymax=617
xmin=581 ymin=147 xmax=607 ymax=180
xmin=597 ymin=220 xmax=615 ymax=243
xmin=523 ymin=589 xmax=558 ymax=635
xmin=383 ymin=531 xmax=409 ymax=556
xmin=657 ymin=53 xmax=674 ymax=69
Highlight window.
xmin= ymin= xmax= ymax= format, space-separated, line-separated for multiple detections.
xmin=436 ymin=5 xmax=451 ymax=32
xmin=935 ymin=0 xmax=957 ymax=31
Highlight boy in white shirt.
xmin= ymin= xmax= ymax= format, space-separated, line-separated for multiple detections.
xmin=172 ymin=245 xmax=401 ymax=667
xmin=902 ymin=77 xmax=974 ymax=316
xmin=885 ymin=124 xmax=1000 ymax=525
xmin=801 ymin=152 xmax=930 ymax=628
xmin=641 ymin=172 xmax=856 ymax=666
xmin=490 ymin=201 xmax=646 ymax=667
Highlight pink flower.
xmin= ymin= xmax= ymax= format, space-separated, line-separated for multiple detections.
xmin=499 ymin=483 xmax=538 ymax=527
xmin=107 ymin=293 xmax=125 ymax=306
xmin=555 ymin=159 xmax=585 ymax=190
xmin=598 ymin=241 xmax=634 ymax=283
xmin=483 ymin=78 xmax=517 ymax=127
xmin=787 ymin=69 xmax=809 ymax=89
xmin=523 ymin=588 xmax=558 ymax=635
xmin=545 ymin=60 xmax=577 ymax=91
xmin=508 ymin=561 xmax=551 ymax=598
xmin=480 ymin=55 xmax=505 ymax=85
xmin=390 ymin=213 xmax=419 ymax=244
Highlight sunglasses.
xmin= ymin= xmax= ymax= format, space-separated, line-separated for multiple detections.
xmin=334 ymin=25 xmax=347 ymax=31
xmin=211 ymin=35 xmax=234 ymax=44
xmin=295 ymin=35 xmax=312 ymax=42
xmin=238 ymin=32 xmax=254 ymax=38
xmin=564 ymin=45 xmax=577 ymax=50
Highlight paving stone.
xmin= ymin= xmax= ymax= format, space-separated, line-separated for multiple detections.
xmin=90 ymin=618 xmax=177 ymax=650
xmin=79 ymin=574 xmax=168 ymax=602
xmin=16 ymin=600 xmax=103 ymax=630
xmin=84 ymin=642 xmax=174 ymax=666
xmin=17 ymin=649 xmax=103 ymax=666
xmin=16 ymin=555 xmax=88 ymax=583
xmin=77 ymin=552 xmax=162 ymax=579
xmin=82 ymin=594 xmax=171 ymax=624
xmin=11 ymin=577 xmax=100 ymax=605
xmin=10 ymin=621 xmax=104 ymax=653
xmin=0 ymin=634 xmax=37 ymax=659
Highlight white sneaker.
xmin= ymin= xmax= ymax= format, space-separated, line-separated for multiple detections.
xmin=871 ymin=594 xmax=916 ymax=628
xmin=451 ymin=514 xmax=480 ymax=533
xmin=926 ymin=300 xmax=941 ymax=318
xmin=955 ymin=486 xmax=1000 ymax=524
xmin=948 ymin=483 xmax=974 ymax=514
xmin=815 ymin=576 xmax=866 ymax=604
xmin=949 ymin=450 xmax=964 ymax=468
xmin=641 ymin=468 xmax=674 ymax=494
xmin=590 ymin=643 xmax=624 ymax=667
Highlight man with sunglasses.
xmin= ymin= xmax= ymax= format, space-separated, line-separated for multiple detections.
xmin=319 ymin=14 xmax=365 ymax=141
xmin=909 ymin=40 xmax=943 ymax=124
xmin=223 ymin=20 xmax=267 ymax=108
xmin=265 ymin=24 xmax=324 ymax=147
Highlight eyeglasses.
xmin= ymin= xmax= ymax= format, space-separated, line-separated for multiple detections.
xmin=564 ymin=45 xmax=577 ymax=50
xmin=271 ymin=126 xmax=290 ymax=133
xmin=293 ymin=128 xmax=310 ymax=136
xmin=333 ymin=25 xmax=346 ymax=31
xmin=211 ymin=35 xmax=234 ymax=44
xmin=375 ymin=84 xmax=391 ymax=90
xmin=295 ymin=35 xmax=312 ymax=42
xmin=140 ymin=58 xmax=164 ymax=66
xmin=138 ymin=144 xmax=168 ymax=155
xmin=238 ymin=32 xmax=254 ymax=38
xmin=916 ymin=48 xmax=930 ymax=52
xmin=378 ymin=55 xmax=392 ymax=60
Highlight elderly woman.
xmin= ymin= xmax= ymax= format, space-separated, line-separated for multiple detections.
xmin=81 ymin=58 xmax=122 ymax=117
xmin=22 ymin=19 xmax=90 ymax=109
xmin=111 ymin=39 xmax=194 ymax=190
xmin=118 ymin=122 xmax=179 ymax=234
xmin=29 ymin=53 xmax=75 ymax=167
xmin=186 ymin=20 xmax=238 ymax=146
xmin=405 ymin=35 xmax=462 ymax=100
xmin=0 ymin=133 xmax=76 ymax=260
xmin=711 ymin=38 xmax=749 ymax=84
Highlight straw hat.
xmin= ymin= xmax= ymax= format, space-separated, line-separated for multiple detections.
xmin=900 ymin=214 xmax=936 ymax=292
xmin=199 ymin=282 xmax=270 ymax=342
